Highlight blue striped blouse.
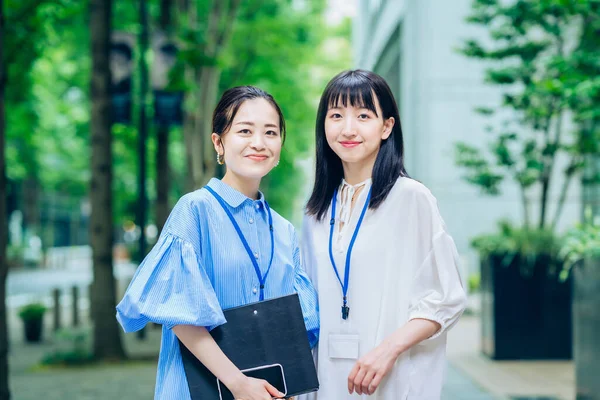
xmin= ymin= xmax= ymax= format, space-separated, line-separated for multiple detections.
xmin=116 ymin=178 xmax=319 ymax=400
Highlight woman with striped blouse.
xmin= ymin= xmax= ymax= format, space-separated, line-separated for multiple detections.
xmin=116 ymin=86 xmax=319 ymax=400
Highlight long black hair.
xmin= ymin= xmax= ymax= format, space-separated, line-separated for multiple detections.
xmin=306 ymin=69 xmax=409 ymax=221
xmin=212 ymin=85 xmax=286 ymax=143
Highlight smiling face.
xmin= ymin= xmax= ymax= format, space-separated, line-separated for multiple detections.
xmin=212 ymin=98 xmax=282 ymax=182
xmin=324 ymin=92 xmax=394 ymax=167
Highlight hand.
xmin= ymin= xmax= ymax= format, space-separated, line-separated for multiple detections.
xmin=229 ymin=375 xmax=285 ymax=400
xmin=347 ymin=339 xmax=399 ymax=395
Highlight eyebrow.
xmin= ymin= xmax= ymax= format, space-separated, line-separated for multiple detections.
xmin=235 ymin=121 xmax=279 ymax=129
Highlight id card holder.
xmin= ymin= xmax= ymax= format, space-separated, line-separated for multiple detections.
xmin=328 ymin=333 xmax=360 ymax=360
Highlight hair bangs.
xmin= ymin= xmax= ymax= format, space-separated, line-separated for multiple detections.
xmin=324 ymin=75 xmax=379 ymax=117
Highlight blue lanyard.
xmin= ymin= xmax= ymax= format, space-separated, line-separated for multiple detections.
xmin=204 ymin=186 xmax=274 ymax=301
xmin=328 ymin=186 xmax=371 ymax=320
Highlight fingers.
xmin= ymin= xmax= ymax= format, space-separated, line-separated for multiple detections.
xmin=350 ymin=364 xmax=367 ymax=395
xmin=368 ymin=373 xmax=384 ymax=395
xmin=360 ymin=369 xmax=376 ymax=395
xmin=347 ymin=362 xmax=360 ymax=394
xmin=264 ymin=381 xmax=285 ymax=399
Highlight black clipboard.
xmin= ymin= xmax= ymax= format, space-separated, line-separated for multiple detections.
xmin=179 ymin=293 xmax=319 ymax=399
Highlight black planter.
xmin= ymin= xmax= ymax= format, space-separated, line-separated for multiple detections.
xmin=480 ymin=253 xmax=572 ymax=360
xmin=23 ymin=318 xmax=43 ymax=343
xmin=573 ymin=258 xmax=600 ymax=400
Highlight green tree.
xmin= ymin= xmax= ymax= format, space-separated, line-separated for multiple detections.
xmin=89 ymin=0 xmax=125 ymax=360
xmin=456 ymin=0 xmax=600 ymax=231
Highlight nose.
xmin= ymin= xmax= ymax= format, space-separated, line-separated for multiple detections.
xmin=341 ymin=117 xmax=357 ymax=137
xmin=250 ymin=132 xmax=267 ymax=150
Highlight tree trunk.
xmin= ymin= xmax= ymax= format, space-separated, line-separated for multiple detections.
xmin=0 ymin=0 xmax=11 ymax=397
xmin=190 ymin=65 xmax=219 ymax=189
xmin=155 ymin=0 xmax=172 ymax=234
xmin=519 ymin=184 xmax=530 ymax=229
xmin=90 ymin=0 xmax=125 ymax=360
xmin=180 ymin=0 xmax=198 ymax=193
xmin=155 ymin=127 xmax=169 ymax=232
xmin=551 ymin=160 xmax=576 ymax=231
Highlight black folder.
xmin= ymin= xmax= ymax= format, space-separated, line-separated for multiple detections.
xmin=179 ymin=293 xmax=319 ymax=399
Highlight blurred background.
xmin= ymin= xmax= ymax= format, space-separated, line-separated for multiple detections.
xmin=1 ymin=0 xmax=599 ymax=399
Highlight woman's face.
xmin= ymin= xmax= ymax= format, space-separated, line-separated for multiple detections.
xmin=324 ymin=94 xmax=394 ymax=166
xmin=212 ymin=98 xmax=282 ymax=181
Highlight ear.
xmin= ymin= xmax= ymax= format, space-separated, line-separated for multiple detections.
xmin=211 ymin=133 xmax=223 ymax=154
xmin=382 ymin=117 xmax=395 ymax=140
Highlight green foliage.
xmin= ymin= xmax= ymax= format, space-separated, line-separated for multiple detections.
xmin=5 ymin=0 xmax=88 ymax=181
xmin=454 ymin=142 xmax=504 ymax=195
xmin=467 ymin=274 xmax=481 ymax=292
xmin=471 ymin=220 xmax=561 ymax=260
xmin=4 ymin=0 xmax=351 ymax=229
xmin=456 ymin=0 xmax=600 ymax=231
xmin=41 ymin=328 xmax=94 ymax=366
xmin=560 ymin=208 xmax=600 ymax=279
xmin=18 ymin=303 xmax=47 ymax=321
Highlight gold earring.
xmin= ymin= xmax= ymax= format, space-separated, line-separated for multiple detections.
xmin=216 ymin=153 xmax=224 ymax=165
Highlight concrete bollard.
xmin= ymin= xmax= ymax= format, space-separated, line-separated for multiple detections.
xmin=72 ymin=286 xmax=80 ymax=327
xmin=88 ymin=283 xmax=94 ymax=321
xmin=52 ymin=288 xmax=61 ymax=331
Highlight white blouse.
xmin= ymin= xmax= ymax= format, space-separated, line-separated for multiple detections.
xmin=300 ymin=177 xmax=467 ymax=400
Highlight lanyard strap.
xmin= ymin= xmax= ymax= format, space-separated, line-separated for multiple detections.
xmin=204 ymin=186 xmax=274 ymax=301
xmin=328 ymin=186 xmax=371 ymax=313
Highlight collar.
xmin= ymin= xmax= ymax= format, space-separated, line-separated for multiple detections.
xmin=341 ymin=177 xmax=372 ymax=189
xmin=206 ymin=178 xmax=267 ymax=209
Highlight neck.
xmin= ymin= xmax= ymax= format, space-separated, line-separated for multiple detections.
xmin=342 ymin=153 xmax=376 ymax=185
xmin=221 ymin=171 xmax=261 ymax=200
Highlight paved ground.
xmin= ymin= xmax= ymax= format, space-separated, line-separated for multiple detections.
xmin=9 ymin=327 xmax=159 ymax=399
xmin=7 ymin=313 xmax=498 ymax=399
xmin=8 ymin=263 xmax=566 ymax=400
xmin=447 ymin=315 xmax=574 ymax=400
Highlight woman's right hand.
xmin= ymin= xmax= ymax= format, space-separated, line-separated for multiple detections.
xmin=229 ymin=375 xmax=285 ymax=400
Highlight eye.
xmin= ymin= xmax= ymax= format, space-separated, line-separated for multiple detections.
xmin=358 ymin=113 xmax=370 ymax=120
xmin=239 ymin=129 xmax=252 ymax=134
xmin=266 ymin=130 xmax=279 ymax=136
xmin=329 ymin=113 xmax=342 ymax=119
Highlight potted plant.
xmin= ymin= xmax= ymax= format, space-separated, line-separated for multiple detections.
xmin=472 ymin=222 xmax=571 ymax=360
xmin=18 ymin=303 xmax=47 ymax=343
xmin=456 ymin=0 xmax=600 ymax=360
xmin=561 ymin=212 xmax=600 ymax=399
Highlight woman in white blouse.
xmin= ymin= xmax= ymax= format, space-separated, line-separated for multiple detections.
xmin=302 ymin=70 xmax=467 ymax=399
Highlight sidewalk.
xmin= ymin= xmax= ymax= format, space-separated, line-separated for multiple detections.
xmin=7 ymin=317 xmax=496 ymax=399
xmin=447 ymin=315 xmax=575 ymax=400
xmin=7 ymin=296 xmax=551 ymax=400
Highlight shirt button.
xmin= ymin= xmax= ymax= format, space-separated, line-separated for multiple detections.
xmin=255 ymin=203 xmax=261 ymax=209
xmin=253 ymin=252 xmax=259 ymax=259
xmin=252 ymin=287 xmax=258 ymax=294
xmin=249 ymin=218 xmax=254 ymax=224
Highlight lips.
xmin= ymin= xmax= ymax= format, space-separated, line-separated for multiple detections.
xmin=339 ymin=141 xmax=362 ymax=148
xmin=246 ymin=154 xmax=269 ymax=161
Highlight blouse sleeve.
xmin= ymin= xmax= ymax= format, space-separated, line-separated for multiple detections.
xmin=292 ymin=225 xmax=320 ymax=348
xmin=407 ymin=191 xmax=467 ymax=342
xmin=116 ymin=232 xmax=226 ymax=332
